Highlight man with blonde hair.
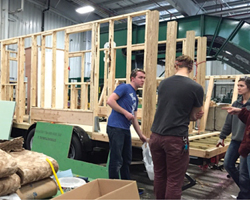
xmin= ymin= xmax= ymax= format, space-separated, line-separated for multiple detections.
xmin=150 ymin=55 xmax=204 ymax=199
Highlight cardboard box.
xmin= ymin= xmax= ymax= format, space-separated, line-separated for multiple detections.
xmin=52 ymin=179 xmax=140 ymax=199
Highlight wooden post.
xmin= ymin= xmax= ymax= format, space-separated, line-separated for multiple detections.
xmin=231 ymin=75 xmax=240 ymax=104
xmin=165 ymin=21 xmax=177 ymax=77
xmin=126 ymin=16 xmax=132 ymax=83
xmin=1 ymin=43 xmax=7 ymax=100
xmin=80 ymin=53 xmax=85 ymax=109
xmin=196 ymin=37 xmax=207 ymax=133
xmin=141 ymin=10 xmax=159 ymax=138
xmin=185 ymin=31 xmax=195 ymax=79
xmin=31 ymin=35 xmax=38 ymax=107
xmin=91 ymin=23 xmax=100 ymax=132
xmin=16 ymin=38 xmax=25 ymax=123
xmin=41 ymin=35 xmax=46 ymax=108
xmin=200 ymin=76 xmax=214 ymax=133
xmin=51 ymin=31 xmax=57 ymax=108
xmin=64 ymin=33 xmax=69 ymax=109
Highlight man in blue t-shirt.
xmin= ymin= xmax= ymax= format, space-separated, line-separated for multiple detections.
xmin=107 ymin=69 xmax=148 ymax=180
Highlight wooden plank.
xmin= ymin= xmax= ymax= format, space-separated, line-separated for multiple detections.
xmin=52 ymin=32 xmax=57 ymax=108
xmin=1 ymin=43 xmax=7 ymax=100
xmin=131 ymin=44 xmax=145 ymax=51
xmin=80 ymin=53 xmax=85 ymax=109
xmin=64 ymin=33 xmax=69 ymax=109
xmin=70 ymin=85 xmax=76 ymax=109
xmin=40 ymin=35 xmax=46 ymax=108
xmin=141 ymin=10 xmax=159 ymax=138
xmin=231 ymin=75 xmax=240 ymax=103
xmin=65 ymin=24 xmax=92 ymax=34
xmin=196 ymin=37 xmax=207 ymax=133
xmin=103 ymin=50 xmax=108 ymax=106
xmin=126 ymin=16 xmax=132 ymax=83
xmin=16 ymin=38 xmax=25 ymax=123
xmin=30 ymin=108 xmax=93 ymax=126
xmin=165 ymin=21 xmax=177 ymax=77
xmin=200 ymin=76 xmax=214 ymax=133
xmin=107 ymin=20 xmax=115 ymax=99
xmin=189 ymin=131 xmax=220 ymax=141
xmin=205 ymin=75 xmax=248 ymax=80
xmin=31 ymin=35 xmax=38 ymax=107
xmin=93 ymin=23 xmax=100 ymax=132
xmin=2 ymin=39 xmax=18 ymax=45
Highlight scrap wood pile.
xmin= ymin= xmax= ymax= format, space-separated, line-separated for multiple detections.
xmin=0 ymin=137 xmax=59 ymax=198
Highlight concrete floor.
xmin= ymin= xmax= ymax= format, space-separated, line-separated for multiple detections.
xmin=130 ymin=163 xmax=239 ymax=199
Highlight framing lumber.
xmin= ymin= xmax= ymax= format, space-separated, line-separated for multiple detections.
xmin=30 ymin=108 xmax=93 ymax=126
xmin=126 ymin=16 xmax=132 ymax=83
xmin=231 ymin=75 xmax=240 ymax=103
xmin=141 ymin=10 xmax=159 ymax=138
xmin=165 ymin=21 xmax=177 ymax=77
xmin=31 ymin=35 xmax=38 ymax=107
xmin=51 ymin=32 xmax=57 ymax=108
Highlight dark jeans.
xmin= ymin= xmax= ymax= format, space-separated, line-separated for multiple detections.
xmin=224 ymin=140 xmax=241 ymax=187
xmin=149 ymin=133 xmax=189 ymax=200
xmin=238 ymin=155 xmax=250 ymax=199
xmin=107 ymin=126 xmax=132 ymax=180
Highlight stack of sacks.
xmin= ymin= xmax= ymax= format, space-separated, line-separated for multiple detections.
xmin=0 ymin=149 xmax=21 ymax=196
xmin=10 ymin=150 xmax=59 ymax=199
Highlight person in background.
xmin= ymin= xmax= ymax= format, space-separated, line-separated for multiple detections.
xmin=106 ymin=68 xmax=147 ymax=180
xmin=217 ymin=77 xmax=250 ymax=199
xmin=149 ymin=55 xmax=204 ymax=199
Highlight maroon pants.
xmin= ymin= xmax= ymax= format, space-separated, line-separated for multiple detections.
xmin=149 ymin=133 xmax=189 ymax=199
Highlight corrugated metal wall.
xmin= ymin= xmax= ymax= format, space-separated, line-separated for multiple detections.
xmin=7 ymin=0 xmax=91 ymax=79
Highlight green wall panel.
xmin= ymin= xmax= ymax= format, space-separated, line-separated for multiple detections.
xmin=232 ymin=22 xmax=250 ymax=52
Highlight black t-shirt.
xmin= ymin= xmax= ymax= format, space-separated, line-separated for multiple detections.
xmin=151 ymin=75 xmax=204 ymax=137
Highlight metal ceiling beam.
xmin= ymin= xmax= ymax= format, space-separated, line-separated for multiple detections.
xmin=166 ymin=0 xmax=203 ymax=16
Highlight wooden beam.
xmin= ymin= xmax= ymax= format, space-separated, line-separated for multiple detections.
xmin=1 ymin=43 xmax=7 ymax=100
xmin=66 ymin=24 xmax=92 ymax=34
xmin=16 ymin=38 xmax=25 ymax=123
xmin=165 ymin=21 xmax=177 ymax=77
xmin=231 ymin=75 xmax=240 ymax=103
xmin=200 ymin=76 xmax=214 ymax=133
xmin=31 ymin=108 xmax=93 ymax=126
xmin=141 ymin=10 xmax=159 ymax=138
xmin=126 ymin=16 xmax=132 ymax=83
xmin=31 ymin=35 xmax=38 ymax=107
xmin=51 ymin=32 xmax=57 ymax=108
xmin=64 ymin=33 xmax=69 ymax=109
xmin=80 ymin=53 xmax=86 ymax=109
xmin=40 ymin=35 xmax=46 ymax=108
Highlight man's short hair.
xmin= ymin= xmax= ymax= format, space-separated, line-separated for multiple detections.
xmin=175 ymin=55 xmax=194 ymax=71
xmin=130 ymin=68 xmax=145 ymax=80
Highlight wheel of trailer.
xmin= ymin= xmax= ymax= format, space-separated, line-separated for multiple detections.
xmin=68 ymin=133 xmax=83 ymax=161
xmin=25 ymin=127 xmax=35 ymax=150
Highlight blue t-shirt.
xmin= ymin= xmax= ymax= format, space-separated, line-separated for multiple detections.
xmin=107 ymin=84 xmax=138 ymax=130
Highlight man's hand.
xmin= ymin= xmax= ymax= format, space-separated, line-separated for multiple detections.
xmin=216 ymin=138 xmax=225 ymax=147
xmin=196 ymin=110 xmax=204 ymax=119
xmin=139 ymin=134 xmax=148 ymax=143
xmin=222 ymin=107 xmax=241 ymax=115
xmin=124 ymin=112 xmax=134 ymax=121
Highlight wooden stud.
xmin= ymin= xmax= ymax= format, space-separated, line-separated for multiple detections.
xmin=80 ymin=53 xmax=86 ymax=109
xmin=70 ymin=85 xmax=76 ymax=109
xmin=16 ymin=38 xmax=25 ymax=123
xmin=200 ymin=76 xmax=214 ymax=133
xmin=31 ymin=35 xmax=38 ymax=107
xmin=1 ymin=43 xmax=7 ymax=100
xmin=64 ymin=33 xmax=69 ymax=109
xmin=141 ymin=10 xmax=159 ymax=138
xmin=165 ymin=21 xmax=177 ymax=77
xmin=126 ymin=16 xmax=132 ymax=83
xmin=231 ymin=75 xmax=240 ymax=103
xmin=51 ymin=31 xmax=57 ymax=108
xmin=41 ymin=35 xmax=46 ymax=108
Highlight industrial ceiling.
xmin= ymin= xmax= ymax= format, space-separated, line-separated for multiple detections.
xmin=30 ymin=0 xmax=250 ymax=24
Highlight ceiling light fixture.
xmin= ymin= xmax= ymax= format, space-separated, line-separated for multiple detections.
xmin=76 ymin=6 xmax=95 ymax=14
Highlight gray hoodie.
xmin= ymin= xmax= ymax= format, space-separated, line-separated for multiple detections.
xmin=219 ymin=96 xmax=250 ymax=141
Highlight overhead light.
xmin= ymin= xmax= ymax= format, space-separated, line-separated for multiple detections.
xmin=76 ymin=6 xmax=95 ymax=14
xmin=225 ymin=51 xmax=232 ymax=55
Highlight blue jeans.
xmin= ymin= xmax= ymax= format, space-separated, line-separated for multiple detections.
xmin=107 ymin=126 xmax=132 ymax=180
xmin=224 ymin=140 xmax=241 ymax=187
xmin=238 ymin=156 xmax=250 ymax=199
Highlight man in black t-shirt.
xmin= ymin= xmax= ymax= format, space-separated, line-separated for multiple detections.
xmin=149 ymin=55 xmax=204 ymax=199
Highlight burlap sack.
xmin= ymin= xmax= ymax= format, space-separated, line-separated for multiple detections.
xmin=0 ymin=149 xmax=18 ymax=178
xmin=0 ymin=173 xmax=21 ymax=196
xmin=10 ymin=150 xmax=59 ymax=185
